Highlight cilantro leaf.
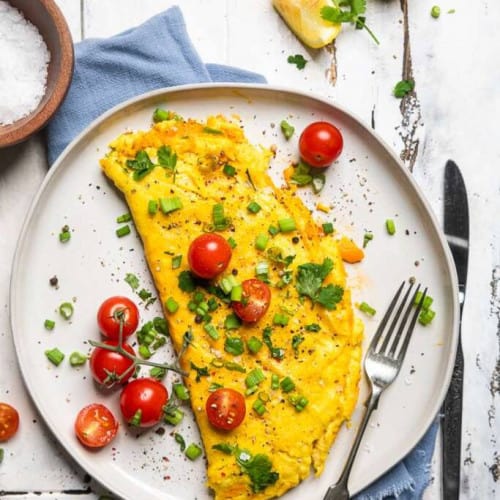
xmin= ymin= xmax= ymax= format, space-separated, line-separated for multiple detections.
xmin=317 ymin=284 xmax=344 ymax=310
xmin=126 ymin=150 xmax=156 ymax=181
xmin=296 ymin=258 xmax=343 ymax=309
xmin=280 ymin=120 xmax=295 ymax=140
xmin=321 ymin=2 xmax=379 ymax=45
xmin=124 ymin=272 xmax=140 ymax=290
xmin=393 ymin=79 xmax=415 ymax=98
xmin=235 ymin=450 xmax=279 ymax=493
xmin=287 ymin=54 xmax=307 ymax=70
xmin=157 ymin=145 xmax=177 ymax=170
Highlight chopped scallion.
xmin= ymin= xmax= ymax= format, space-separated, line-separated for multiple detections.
xmin=69 ymin=351 xmax=87 ymax=367
xmin=174 ymin=432 xmax=186 ymax=451
xmin=160 ymin=196 xmax=182 ymax=214
xmin=322 ymin=222 xmax=334 ymax=235
xmin=138 ymin=344 xmax=152 ymax=359
xmin=247 ymin=336 xmax=263 ymax=354
xmin=418 ymin=308 xmax=436 ymax=326
xmin=44 ymin=319 xmax=55 ymax=330
xmin=148 ymin=199 xmax=158 ymax=215
xmin=185 ymin=443 xmax=203 ymax=460
xmin=273 ymin=313 xmax=289 ymax=326
xmin=271 ymin=374 xmax=279 ymax=390
xmin=230 ymin=284 xmax=243 ymax=302
xmin=386 ymin=219 xmax=396 ymax=235
xmin=212 ymin=203 xmax=230 ymax=230
xmin=278 ymin=218 xmax=296 ymax=233
xmin=252 ymin=398 xmax=266 ymax=416
xmin=414 ymin=291 xmax=434 ymax=310
xmin=358 ymin=301 xmax=376 ymax=316
xmin=280 ymin=120 xmax=295 ymax=140
xmin=280 ymin=376 xmax=295 ymax=393
xmin=153 ymin=108 xmax=170 ymax=122
xmin=268 ymin=225 xmax=280 ymax=236
xmin=247 ymin=201 xmax=262 ymax=214
xmin=165 ymin=297 xmax=179 ymax=314
xmin=150 ymin=366 xmax=166 ymax=379
xmin=227 ymin=237 xmax=237 ymax=249
xmin=59 ymin=228 xmax=71 ymax=243
xmin=204 ymin=323 xmax=220 ymax=340
xmin=255 ymin=234 xmax=269 ymax=251
xmin=45 ymin=347 xmax=64 ymax=366
xmin=255 ymin=261 xmax=269 ymax=278
xmin=223 ymin=164 xmax=236 ymax=177
xmin=165 ymin=407 xmax=184 ymax=425
xmin=173 ymin=383 xmax=190 ymax=401
xmin=59 ymin=302 xmax=74 ymax=320
xmin=224 ymin=313 xmax=241 ymax=330
xmin=171 ymin=255 xmax=182 ymax=269
xmin=311 ymin=173 xmax=326 ymax=194
xmin=363 ymin=232 xmax=374 ymax=248
xmin=220 ymin=275 xmax=238 ymax=295
xmin=116 ymin=225 xmax=131 ymax=237
xmin=116 ymin=213 xmax=132 ymax=223
xmin=245 ymin=368 xmax=265 ymax=388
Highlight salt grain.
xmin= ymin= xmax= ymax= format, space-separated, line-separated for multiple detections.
xmin=0 ymin=0 xmax=50 ymax=125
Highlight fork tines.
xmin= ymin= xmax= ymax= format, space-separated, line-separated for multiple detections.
xmin=370 ymin=280 xmax=428 ymax=359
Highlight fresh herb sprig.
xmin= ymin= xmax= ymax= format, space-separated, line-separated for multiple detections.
xmin=321 ymin=0 xmax=379 ymax=45
xmin=296 ymin=258 xmax=344 ymax=310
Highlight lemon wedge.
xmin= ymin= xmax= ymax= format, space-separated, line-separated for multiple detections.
xmin=273 ymin=0 xmax=342 ymax=49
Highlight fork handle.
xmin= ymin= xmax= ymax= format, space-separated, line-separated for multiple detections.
xmin=323 ymin=385 xmax=382 ymax=500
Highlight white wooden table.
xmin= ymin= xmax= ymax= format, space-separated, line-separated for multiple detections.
xmin=1 ymin=1 xmax=498 ymax=499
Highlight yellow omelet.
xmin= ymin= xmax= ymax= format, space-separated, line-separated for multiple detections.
xmin=100 ymin=113 xmax=363 ymax=500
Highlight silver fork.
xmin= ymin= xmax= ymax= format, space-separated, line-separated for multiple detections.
xmin=323 ymin=279 xmax=428 ymax=500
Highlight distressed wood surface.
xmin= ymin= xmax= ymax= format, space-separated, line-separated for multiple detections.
xmin=0 ymin=0 xmax=498 ymax=498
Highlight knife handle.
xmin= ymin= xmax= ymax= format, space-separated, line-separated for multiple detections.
xmin=441 ymin=335 xmax=464 ymax=499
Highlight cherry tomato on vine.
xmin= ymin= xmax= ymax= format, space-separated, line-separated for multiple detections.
xmin=206 ymin=388 xmax=246 ymax=431
xmin=89 ymin=341 xmax=136 ymax=388
xmin=74 ymin=403 xmax=118 ymax=448
xmin=232 ymin=279 xmax=271 ymax=323
xmin=298 ymin=121 xmax=343 ymax=167
xmin=97 ymin=296 xmax=139 ymax=340
xmin=0 ymin=402 xmax=20 ymax=442
xmin=119 ymin=378 xmax=168 ymax=428
xmin=188 ymin=233 xmax=232 ymax=279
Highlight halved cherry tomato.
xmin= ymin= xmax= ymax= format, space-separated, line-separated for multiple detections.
xmin=232 ymin=279 xmax=271 ymax=323
xmin=97 ymin=296 xmax=139 ymax=340
xmin=299 ymin=121 xmax=343 ymax=167
xmin=119 ymin=378 xmax=168 ymax=428
xmin=89 ymin=341 xmax=136 ymax=388
xmin=206 ymin=388 xmax=246 ymax=431
xmin=75 ymin=403 xmax=118 ymax=448
xmin=188 ymin=233 xmax=232 ymax=279
xmin=0 ymin=402 xmax=20 ymax=442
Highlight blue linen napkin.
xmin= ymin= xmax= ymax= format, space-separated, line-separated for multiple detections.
xmin=45 ymin=6 xmax=438 ymax=499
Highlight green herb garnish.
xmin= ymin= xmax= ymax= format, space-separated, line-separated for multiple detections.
xmin=178 ymin=271 xmax=196 ymax=292
xmin=235 ymin=450 xmax=279 ymax=493
xmin=126 ymin=150 xmax=156 ymax=180
xmin=321 ymin=0 xmax=379 ymax=45
xmin=125 ymin=272 xmax=140 ymax=290
xmin=287 ymin=54 xmax=307 ymax=70
xmin=280 ymin=120 xmax=295 ymax=140
xmin=393 ymin=80 xmax=414 ymax=98
xmin=295 ymin=258 xmax=344 ymax=309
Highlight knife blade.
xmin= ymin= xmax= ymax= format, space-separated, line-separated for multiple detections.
xmin=441 ymin=160 xmax=469 ymax=499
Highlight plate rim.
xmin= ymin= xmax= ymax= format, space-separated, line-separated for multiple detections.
xmin=10 ymin=82 xmax=459 ymax=498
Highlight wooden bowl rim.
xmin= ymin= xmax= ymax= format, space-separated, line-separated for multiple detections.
xmin=0 ymin=0 xmax=74 ymax=148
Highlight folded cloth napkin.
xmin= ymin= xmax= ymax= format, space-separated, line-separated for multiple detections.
xmin=45 ymin=6 xmax=438 ymax=499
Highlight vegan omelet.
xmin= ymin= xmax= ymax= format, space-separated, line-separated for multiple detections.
xmin=100 ymin=112 xmax=363 ymax=499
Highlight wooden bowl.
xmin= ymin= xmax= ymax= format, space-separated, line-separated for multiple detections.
xmin=0 ymin=0 xmax=74 ymax=148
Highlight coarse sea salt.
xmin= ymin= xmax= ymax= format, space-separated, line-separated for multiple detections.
xmin=0 ymin=0 xmax=51 ymax=126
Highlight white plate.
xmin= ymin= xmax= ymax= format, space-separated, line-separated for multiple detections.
xmin=10 ymin=84 xmax=458 ymax=499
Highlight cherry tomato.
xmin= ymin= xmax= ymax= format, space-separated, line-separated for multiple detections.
xmin=206 ymin=388 xmax=246 ymax=431
xmin=0 ymin=402 xmax=20 ymax=442
xmin=89 ymin=341 xmax=136 ymax=388
xmin=97 ymin=296 xmax=139 ymax=340
xmin=75 ymin=403 xmax=118 ymax=448
xmin=188 ymin=233 xmax=232 ymax=279
xmin=298 ymin=121 xmax=343 ymax=167
xmin=232 ymin=279 xmax=271 ymax=323
xmin=119 ymin=378 xmax=168 ymax=428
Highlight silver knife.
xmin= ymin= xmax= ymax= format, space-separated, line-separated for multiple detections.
xmin=441 ymin=160 xmax=469 ymax=499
